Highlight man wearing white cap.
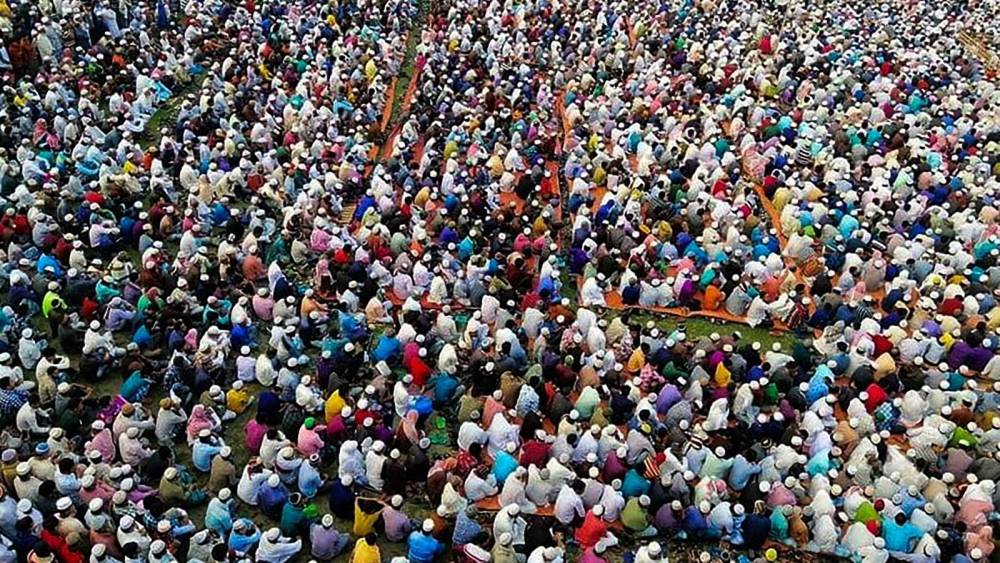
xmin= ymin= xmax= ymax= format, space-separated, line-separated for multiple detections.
xmin=407 ymin=518 xmax=444 ymax=563
xmin=254 ymin=527 xmax=298 ymax=563
xmin=310 ymin=513 xmax=351 ymax=560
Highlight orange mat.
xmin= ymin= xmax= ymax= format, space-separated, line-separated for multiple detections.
xmin=379 ymin=76 xmax=398 ymax=133
xmin=474 ymin=497 xmax=556 ymax=517
xmin=576 ymin=276 xmax=793 ymax=332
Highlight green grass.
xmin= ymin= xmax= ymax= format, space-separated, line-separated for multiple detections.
xmin=138 ymin=78 xmax=205 ymax=150
xmin=559 ymin=272 xmax=796 ymax=350
xmin=380 ymin=0 xmax=430 ymax=145
xmin=628 ymin=312 xmax=796 ymax=350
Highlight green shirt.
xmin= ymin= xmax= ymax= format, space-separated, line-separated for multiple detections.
xmin=621 ymin=498 xmax=648 ymax=531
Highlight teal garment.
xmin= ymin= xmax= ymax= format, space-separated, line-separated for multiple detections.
xmin=865 ymin=129 xmax=883 ymax=147
xmin=698 ymin=268 xmax=717 ymax=289
xmin=882 ymin=519 xmax=922 ymax=553
xmin=838 ymin=214 xmax=859 ymax=238
xmin=714 ymin=138 xmax=730 ymax=157
xmin=458 ymin=237 xmax=475 ymax=260
xmin=806 ymin=450 xmax=831 ymax=477
xmin=699 ymin=454 xmax=733 ymax=480
xmin=574 ymin=387 xmax=600 ymax=419
xmin=95 ymin=282 xmax=121 ymax=304
xmin=927 ymin=152 xmax=943 ymax=169
xmin=769 ymin=509 xmax=789 ymax=540
xmin=265 ymin=237 xmax=288 ymax=264
xmin=973 ymin=240 xmax=998 ymax=261
xmin=492 ymin=451 xmax=519 ymax=484
xmin=280 ymin=503 xmax=309 ymax=536
xmin=628 ymin=131 xmax=642 ymax=153
xmin=621 ymin=468 xmax=651 ymax=499
xmin=120 ymin=371 xmax=150 ymax=402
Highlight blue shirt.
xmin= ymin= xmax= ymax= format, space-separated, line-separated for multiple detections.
xmin=192 ymin=442 xmax=223 ymax=472
xmin=727 ymin=455 xmax=760 ymax=491
xmin=428 ymin=373 xmax=459 ymax=404
xmin=883 ymin=519 xmax=922 ymax=552
xmin=407 ymin=531 xmax=443 ymax=563
xmin=0 ymin=389 xmax=28 ymax=417
xmin=259 ymin=483 xmax=288 ymax=515
xmin=372 ymin=335 xmax=401 ymax=363
xmin=298 ymin=462 xmax=323 ymax=499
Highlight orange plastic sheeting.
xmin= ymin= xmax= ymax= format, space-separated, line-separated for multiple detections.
xmin=474 ymin=497 xmax=556 ymax=516
xmin=577 ymin=277 xmax=793 ymax=331
xmin=398 ymin=56 xmax=426 ymax=118
xmin=559 ymin=91 xmax=577 ymax=154
xmin=379 ymin=76 xmax=399 ymax=133
xmin=624 ymin=16 xmax=637 ymax=49
xmin=412 ymin=136 xmax=427 ymax=166
xmin=553 ymin=91 xmax=567 ymax=157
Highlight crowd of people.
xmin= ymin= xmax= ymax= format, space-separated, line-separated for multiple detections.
xmin=1 ymin=0 xmax=1000 ymax=560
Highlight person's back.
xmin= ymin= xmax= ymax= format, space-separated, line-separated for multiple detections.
xmin=882 ymin=513 xmax=919 ymax=553
xmin=351 ymin=535 xmax=381 ymax=563
xmin=408 ymin=522 xmax=443 ymax=563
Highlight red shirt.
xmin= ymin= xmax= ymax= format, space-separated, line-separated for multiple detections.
xmin=518 ymin=439 xmax=550 ymax=468
xmin=575 ymin=512 xmax=608 ymax=549
xmin=454 ymin=450 xmax=480 ymax=478
xmin=939 ymin=297 xmax=963 ymax=317
xmin=871 ymin=333 xmax=893 ymax=357
xmin=41 ymin=529 xmax=84 ymax=563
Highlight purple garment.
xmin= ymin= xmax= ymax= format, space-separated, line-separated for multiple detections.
xmin=947 ymin=341 xmax=972 ymax=370
xmin=655 ymin=384 xmax=682 ymax=414
xmin=653 ymin=504 xmax=679 ymax=532
xmin=316 ymin=357 xmax=336 ymax=389
xmin=777 ymin=399 xmax=796 ymax=423
xmin=921 ymin=320 xmax=942 ymax=338
xmin=570 ymin=248 xmax=589 ymax=273
xmin=966 ymin=347 xmax=992 ymax=372
xmin=710 ymin=386 xmax=729 ymax=402
xmin=106 ymin=306 xmax=136 ymax=331
xmin=941 ymin=448 xmax=974 ymax=482
xmin=310 ymin=524 xmax=350 ymax=559
xmin=127 ymin=484 xmax=158 ymax=504
xmin=601 ymin=451 xmax=627 ymax=483
xmin=678 ymin=279 xmax=696 ymax=304
xmin=708 ymin=350 xmax=726 ymax=370
xmin=372 ymin=423 xmax=394 ymax=444
xmin=381 ymin=507 xmax=412 ymax=542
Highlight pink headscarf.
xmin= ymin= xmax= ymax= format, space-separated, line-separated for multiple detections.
xmin=186 ymin=404 xmax=214 ymax=441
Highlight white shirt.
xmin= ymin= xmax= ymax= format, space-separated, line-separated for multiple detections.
xmin=553 ymin=484 xmax=584 ymax=525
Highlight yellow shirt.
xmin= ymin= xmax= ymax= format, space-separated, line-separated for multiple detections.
xmin=350 ymin=539 xmax=381 ymax=563
xmin=325 ymin=390 xmax=347 ymax=424
xmin=987 ymin=306 xmax=1000 ymax=330
xmin=593 ymin=166 xmax=606 ymax=186
xmin=227 ymin=388 xmax=251 ymax=414
xmin=626 ymin=349 xmax=645 ymax=373
xmin=714 ymin=362 xmax=731 ymax=388
xmin=872 ymin=353 xmax=896 ymax=380
xmin=353 ymin=501 xmax=382 ymax=536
